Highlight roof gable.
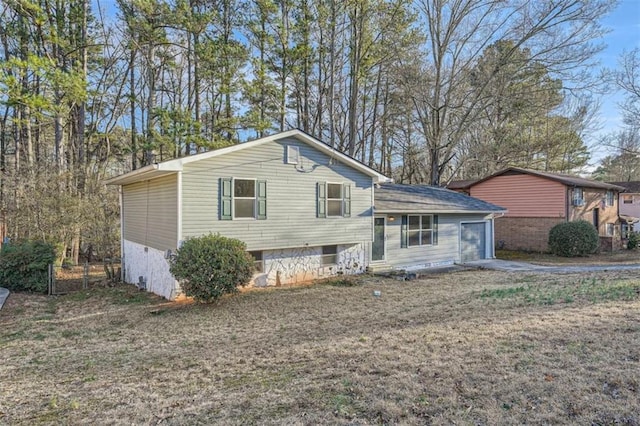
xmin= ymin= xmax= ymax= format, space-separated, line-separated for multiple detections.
xmin=471 ymin=167 xmax=624 ymax=191
xmin=105 ymin=129 xmax=391 ymax=186
xmin=375 ymin=184 xmax=506 ymax=214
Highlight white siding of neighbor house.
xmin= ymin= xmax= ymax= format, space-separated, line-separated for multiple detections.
xmin=180 ymin=137 xmax=374 ymax=250
xmin=122 ymin=174 xmax=178 ymax=251
xmin=619 ymin=193 xmax=640 ymax=218
xmin=382 ymin=213 xmax=494 ymax=269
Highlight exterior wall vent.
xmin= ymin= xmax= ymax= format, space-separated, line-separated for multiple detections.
xmin=286 ymin=145 xmax=300 ymax=164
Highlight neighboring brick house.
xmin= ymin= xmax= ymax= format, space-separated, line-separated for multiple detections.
xmin=608 ymin=181 xmax=640 ymax=238
xmin=449 ymin=168 xmax=625 ymax=252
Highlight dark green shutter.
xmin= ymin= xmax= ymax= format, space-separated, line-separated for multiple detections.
xmin=317 ymin=182 xmax=326 ymax=218
xmin=401 ymin=215 xmax=408 ymax=248
xmin=433 ymin=215 xmax=438 ymax=245
xmin=343 ymin=184 xmax=351 ymax=217
xmin=257 ymin=180 xmax=267 ymax=220
xmin=220 ymin=178 xmax=232 ymax=220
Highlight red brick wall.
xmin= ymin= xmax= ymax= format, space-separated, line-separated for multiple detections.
xmin=599 ymin=236 xmax=623 ymax=252
xmin=495 ymin=217 xmax=565 ymax=252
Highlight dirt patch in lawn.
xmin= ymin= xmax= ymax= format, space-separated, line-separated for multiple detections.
xmin=497 ymin=249 xmax=640 ymax=266
xmin=1 ymin=271 xmax=639 ymax=425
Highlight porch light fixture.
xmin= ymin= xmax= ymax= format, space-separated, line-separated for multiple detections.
xmin=388 ymin=216 xmax=396 ymax=222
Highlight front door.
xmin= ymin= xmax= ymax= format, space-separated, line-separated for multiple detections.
xmin=461 ymin=222 xmax=486 ymax=262
xmin=372 ymin=217 xmax=385 ymax=262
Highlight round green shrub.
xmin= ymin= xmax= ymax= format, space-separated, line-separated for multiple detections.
xmin=548 ymin=220 xmax=599 ymax=257
xmin=169 ymin=234 xmax=254 ymax=303
xmin=0 ymin=240 xmax=56 ymax=293
xmin=627 ymin=231 xmax=638 ymax=250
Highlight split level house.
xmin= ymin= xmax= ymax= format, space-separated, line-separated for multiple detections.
xmin=105 ymin=129 xmax=505 ymax=300
xmin=608 ymin=181 xmax=640 ymax=237
xmin=448 ymin=167 xmax=626 ymax=252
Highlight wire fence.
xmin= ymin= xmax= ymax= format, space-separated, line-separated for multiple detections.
xmin=48 ymin=259 xmax=121 ymax=295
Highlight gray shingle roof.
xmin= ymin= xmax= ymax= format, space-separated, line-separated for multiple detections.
xmin=446 ymin=179 xmax=477 ymax=190
xmin=609 ymin=181 xmax=640 ymax=193
xmin=375 ymin=184 xmax=506 ymax=213
xmin=474 ymin=167 xmax=625 ymax=191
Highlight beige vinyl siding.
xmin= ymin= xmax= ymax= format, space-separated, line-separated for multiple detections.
xmin=181 ymin=137 xmax=373 ymax=250
xmin=122 ymin=174 xmax=178 ymax=250
xmin=570 ymin=188 xmax=619 ymax=236
xmin=385 ymin=214 xmax=491 ymax=267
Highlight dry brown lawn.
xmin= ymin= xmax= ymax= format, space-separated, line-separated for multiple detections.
xmin=1 ymin=270 xmax=639 ymax=425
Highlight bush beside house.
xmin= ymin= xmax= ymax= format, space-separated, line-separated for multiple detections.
xmin=548 ymin=220 xmax=599 ymax=257
xmin=169 ymin=234 xmax=254 ymax=303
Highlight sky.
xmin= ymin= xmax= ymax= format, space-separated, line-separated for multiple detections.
xmin=91 ymin=0 xmax=638 ymax=167
xmin=590 ymin=0 xmax=640 ymax=164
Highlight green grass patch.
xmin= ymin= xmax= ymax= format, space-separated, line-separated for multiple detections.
xmin=323 ymin=277 xmax=361 ymax=287
xmin=480 ymin=277 xmax=640 ymax=306
xmin=480 ymin=286 xmax=529 ymax=299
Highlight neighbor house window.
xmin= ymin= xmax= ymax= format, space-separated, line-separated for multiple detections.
xmin=605 ymin=190 xmax=614 ymax=207
xmin=606 ymin=223 xmax=615 ymax=236
xmin=622 ymin=223 xmax=630 ymax=239
xmin=623 ymin=195 xmax=633 ymax=204
xmin=249 ymin=251 xmax=263 ymax=273
xmin=219 ymin=178 xmax=267 ymax=220
xmin=321 ymin=245 xmax=337 ymax=265
xmin=316 ymin=182 xmax=351 ymax=218
xmin=572 ymin=187 xmax=584 ymax=206
xmin=401 ymin=215 xmax=439 ymax=247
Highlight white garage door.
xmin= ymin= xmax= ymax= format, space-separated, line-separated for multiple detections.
xmin=461 ymin=222 xmax=486 ymax=262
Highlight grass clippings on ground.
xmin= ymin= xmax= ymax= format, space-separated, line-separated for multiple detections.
xmin=1 ymin=270 xmax=639 ymax=425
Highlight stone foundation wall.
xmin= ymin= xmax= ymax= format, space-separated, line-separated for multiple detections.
xmin=250 ymin=243 xmax=367 ymax=288
xmin=123 ymin=240 xmax=369 ymax=299
xmin=123 ymin=240 xmax=178 ymax=300
xmin=495 ymin=217 xmax=565 ymax=252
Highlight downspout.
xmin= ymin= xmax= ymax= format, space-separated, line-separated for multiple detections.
xmin=490 ymin=212 xmax=505 ymax=258
xmin=119 ymin=186 xmax=125 ymax=282
xmin=172 ymin=171 xmax=183 ymax=300
xmin=370 ymin=179 xmax=376 ymax=267
xmin=566 ymin=187 xmax=570 ymax=222
xmin=177 ymin=171 xmax=183 ymax=244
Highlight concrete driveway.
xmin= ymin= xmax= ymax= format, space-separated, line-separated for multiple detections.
xmin=465 ymin=259 xmax=640 ymax=274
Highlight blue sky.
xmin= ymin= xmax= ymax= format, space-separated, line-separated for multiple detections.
xmin=591 ymin=0 xmax=640 ymax=164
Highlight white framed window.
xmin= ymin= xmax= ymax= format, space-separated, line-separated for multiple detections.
xmin=327 ymin=183 xmax=343 ymax=216
xmin=606 ymin=223 xmax=615 ymax=236
xmin=623 ymin=195 xmax=633 ymax=204
xmin=572 ymin=188 xmax=584 ymax=206
xmin=408 ymin=215 xmax=434 ymax=246
xmin=605 ymin=190 xmax=615 ymax=207
xmin=321 ymin=245 xmax=337 ymax=265
xmin=234 ymin=179 xmax=256 ymax=218
xmin=286 ymin=145 xmax=300 ymax=164
xmin=249 ymin=251 xmax=263 ymax=273
xmin=220 ymin=178 xmax=267 ymax=220
xmin=317 ymin=182 xmax=351 ymax=218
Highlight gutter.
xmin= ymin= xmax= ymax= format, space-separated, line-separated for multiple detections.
xmin=104 ymin=163 xmax=160 ymax=186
